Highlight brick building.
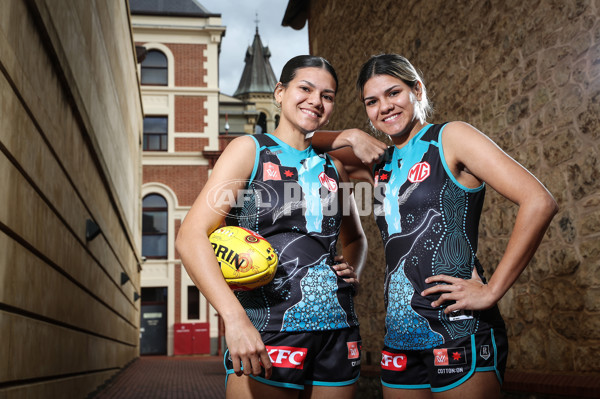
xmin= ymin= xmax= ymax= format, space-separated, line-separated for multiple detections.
xmin=130 ymin=0 xmax=224 ymax=356
xmin=131 ymin=0 xmax=279 ymax=357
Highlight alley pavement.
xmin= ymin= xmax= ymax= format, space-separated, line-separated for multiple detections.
xmin=91 ymin=356 xmax=225 ymax=399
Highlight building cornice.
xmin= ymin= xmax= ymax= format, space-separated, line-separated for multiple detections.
xmin=141 ymin=86 xmax=220 ymax=95
xmin=133 ymin=24 xmax=225 ymax=35
xmin=142 ymin=153 xmax=209 ymax=166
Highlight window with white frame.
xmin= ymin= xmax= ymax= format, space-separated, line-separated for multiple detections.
xmin=143 ymin=116 xmax=168 ymax=151
xmin=142 ymin=194 xmax=168 ymax=259
xmin=141 ymin=49 xmax=168 ymax=86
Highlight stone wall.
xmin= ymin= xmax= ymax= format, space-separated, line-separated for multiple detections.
xmin=305 ymin=0 xmax=600 ymax=390
xmin=0 ymin=0 xmax=143 ymax=397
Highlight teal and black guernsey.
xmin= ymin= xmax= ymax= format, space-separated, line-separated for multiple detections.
xmin=373 ymin=123 xmax=505 ymax=350
xmin=228 ymin=133 xmax=358 ymax=333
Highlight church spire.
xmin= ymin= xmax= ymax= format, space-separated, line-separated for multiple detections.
xmin=233 ymin=17 xmax=278 ymax=98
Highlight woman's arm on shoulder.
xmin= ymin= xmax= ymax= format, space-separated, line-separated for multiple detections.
xmin=175 ymin=135 xmax=272 ymax=378
xmin=423 ymin=121 xmax=558 ymax=311
xmin=312 ymin=129 xmax=387 ymax=182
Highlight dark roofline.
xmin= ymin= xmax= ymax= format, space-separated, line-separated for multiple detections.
xmin=129 ymin=0 xmax=220 ymax=18
xmin=233 ymin=29 xmax=278 ymax=97
xmin=282 ymin=0 xmax=308 ymax=30
xmin=130 ymin=9 xmax=220 ymax=17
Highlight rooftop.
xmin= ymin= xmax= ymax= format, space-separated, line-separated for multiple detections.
xmin=129 ymin=0 xmax=219 ymax=18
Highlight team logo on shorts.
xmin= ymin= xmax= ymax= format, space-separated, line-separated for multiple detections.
xmin=266 ymin=346 xmax=307 ymax=369
xmin=381 ymin=351 xmax=407 ymax=371
xmin=408 ymin=162 xmax=430 ymax=183
xmin=433 ymin=347 xmax=467 ymax=366
xmin=480 ymin=345 xmax=491 ymax=360
xmin=347 ymin=342 xmax=360 ymax=359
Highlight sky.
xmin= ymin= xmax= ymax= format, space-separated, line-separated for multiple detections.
xmin=198 ymin=0 xmax=309 ymax=96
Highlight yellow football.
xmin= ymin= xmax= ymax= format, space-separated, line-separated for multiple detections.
xmin=209 ymin=226 xmax=278 ymax=291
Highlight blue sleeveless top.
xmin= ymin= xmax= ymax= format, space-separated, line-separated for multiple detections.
xmin=228 ymin=133 xmax=359 ymax=333
xmin=373 ymin=124 xmax=504 ymax=350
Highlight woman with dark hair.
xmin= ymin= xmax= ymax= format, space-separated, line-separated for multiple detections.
xmin=176 ymin=55 xmax=367 ymax=398
xmin=318 ymin=54 xmax=557 ymax=398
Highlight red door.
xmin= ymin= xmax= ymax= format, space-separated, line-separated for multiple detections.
xmin=192 ymin=322 xmax=210 ymax=354
xmin=173 ymin=323 xmax=192 ymax=355
xmin=173 ymin=323 xmax=210 ymax=355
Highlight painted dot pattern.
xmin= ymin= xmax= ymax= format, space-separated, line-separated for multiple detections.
xmin=282 ymin=261 xmax=349 ymax=331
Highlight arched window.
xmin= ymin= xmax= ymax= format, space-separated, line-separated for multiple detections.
xmin=141 ymin=50 xmax=168 ymax=86
xmin=142 ymin=194 xmax=168 ymax=259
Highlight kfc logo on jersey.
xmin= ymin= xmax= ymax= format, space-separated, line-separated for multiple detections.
xmin=347 ymin=342 xmax=360 ymax=360
xmin=267 ymin=346 xmax=307 ymax=369
xmin=319 ymin=172 xmax=338 ymax=192
xmin=381 ymin=351 xmax=407 ymax=371
xmin=408 ymin=162 xmax=430 ymax=183
xmin=434 ymin=347 xmax=467 ymax=366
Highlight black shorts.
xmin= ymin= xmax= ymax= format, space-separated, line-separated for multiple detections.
xmin=380 ymin=327 xmax=507 ymax=392
xmin=224 ymin=327 xmax=361 ymax=390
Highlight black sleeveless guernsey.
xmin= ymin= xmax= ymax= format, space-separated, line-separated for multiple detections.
xmin=227 ymin=133 xmax=359 ymax=333
xmin=373 ymin=123 xmax=505 ymax=350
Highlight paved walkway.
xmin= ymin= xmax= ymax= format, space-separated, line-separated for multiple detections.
xmin=92 ymin=356 xmax=225 ymax=399
xmin=89 ymin=356 xmax=592 ymax=399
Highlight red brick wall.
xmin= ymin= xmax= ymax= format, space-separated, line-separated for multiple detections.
xmin=137 ymin=42 xmax=207 ymax=87
xmin=175 ymin=137 xmax=209 ymax=152
xmin=165 ymin=43 xmax=207 ymax=87
xmin=143 ymin=165 xmax=208 ymax=206
xmin=175 ymin=96 xmax=207 ymax=132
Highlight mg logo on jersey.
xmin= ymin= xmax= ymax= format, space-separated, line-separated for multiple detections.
xmin=347 ymin=342 xmax=360 ymax=359
xmin=267 ymin=346 xmax=307 ymax=369
xmin=318 ymin=171 xmax=338 ymax=192
xmin=408 ymin=162 xmax=430 ymax=183
xmin=381 ymin=351 xmax=407 ymax=371
xmin=263 ymin=162 xmax=282 ymax=181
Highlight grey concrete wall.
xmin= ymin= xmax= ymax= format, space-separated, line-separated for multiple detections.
xmin=0 ymin=0 xmax=143 ymax=397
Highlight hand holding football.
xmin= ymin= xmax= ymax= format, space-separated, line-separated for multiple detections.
xmin=209 ymin=226 xmax=278 ymax=291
